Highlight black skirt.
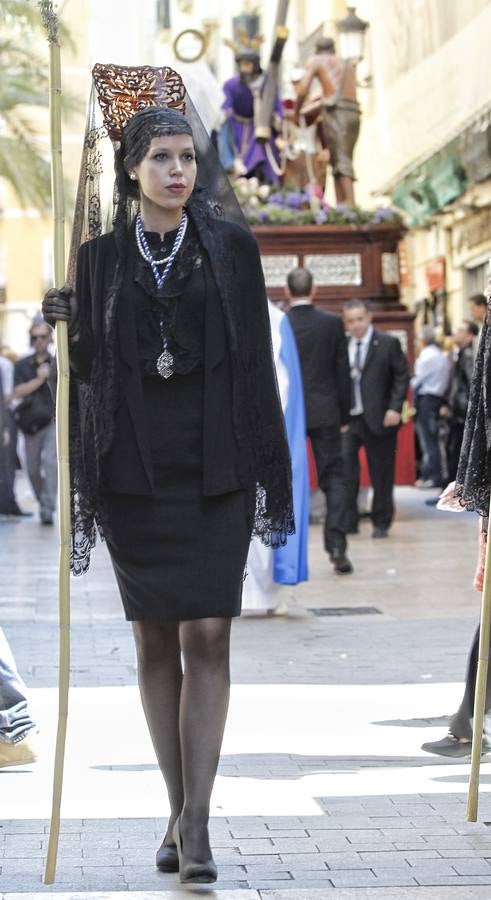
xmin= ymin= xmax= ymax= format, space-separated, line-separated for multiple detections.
xmin=104 ymin=367 xmax=250 ymax=622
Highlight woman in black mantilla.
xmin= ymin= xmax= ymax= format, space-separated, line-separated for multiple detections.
xmin=420 ymin=289 xmax=491 ymax=760
xmin=43 ymin=66 xmax=293 ymax=885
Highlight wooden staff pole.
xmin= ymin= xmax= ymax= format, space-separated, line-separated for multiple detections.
xmin=467 ymin=516 xmax=491 ymax=821
xmin=38 ymin=2 xmax=71 ymax=885
xmin=254 ymin=0 xmax=290 ymax=141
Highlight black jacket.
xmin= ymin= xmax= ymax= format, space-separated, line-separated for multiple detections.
xmin=287 ymin=304 xmax=351 ymax=430
xmin=356 ymin=329 xmax=409 ymax=435
xmin=447 ymin=345 xmax=474 ymax=424
xmin=0 ymin=373 xmax=5 ymax=436
xmin=65 ymin=214 xmax=293 ymax=577
xmin=354 ymin=328 xmax=409 ymax=435
xmin=14 ymin=353 xmax=55 ymax=417
xmin=71 ymin=230 xmax=244 ymax=498
xmin=69 ymin=218 xmax=291 ymax=515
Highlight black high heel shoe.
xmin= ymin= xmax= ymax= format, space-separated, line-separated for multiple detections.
xmin=173 ymin=815 xmax=218 ymax=884
xmin=155 ymin=839 xmax=179 ymax=872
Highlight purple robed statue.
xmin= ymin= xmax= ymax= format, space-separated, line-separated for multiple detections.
xmin=219 ymin=49 xmax=283 ymax=184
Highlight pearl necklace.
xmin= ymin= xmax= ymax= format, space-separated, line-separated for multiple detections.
xmin=135 ymin=210 xmax=188 ymax=289
xmin=135 ymin=210 xmax=189 ymax=379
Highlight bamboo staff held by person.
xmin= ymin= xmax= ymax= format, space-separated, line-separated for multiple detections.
xmin=420 ymin=282 xmax=491 ymax=820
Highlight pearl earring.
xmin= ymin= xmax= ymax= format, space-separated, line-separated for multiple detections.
xmin=130 ymin=173 xmax=136 ymax=181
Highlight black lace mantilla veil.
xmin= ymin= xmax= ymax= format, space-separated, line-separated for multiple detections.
xmin=67 ymin=63 xmax=294 ymax=575
xmin=454 ymin=318 xmax=491 ymax=516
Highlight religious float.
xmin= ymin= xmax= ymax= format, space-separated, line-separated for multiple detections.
xmin=241 ymin=185 xmax=416 ymax=486
xmin=214 ymin=1 xmax=415 ymax=484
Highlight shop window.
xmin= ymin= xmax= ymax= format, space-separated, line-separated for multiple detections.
xmin=464 ymin=260 xmax=489 ymax=297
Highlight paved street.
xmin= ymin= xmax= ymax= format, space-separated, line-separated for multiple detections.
xmin=2 ymin=480 xmax=491 ymax=898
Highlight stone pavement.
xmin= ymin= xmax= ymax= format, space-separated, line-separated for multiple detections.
xmin=2 ymin=482 xmax=491 ymax=898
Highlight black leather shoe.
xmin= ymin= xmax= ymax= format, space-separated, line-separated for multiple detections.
xmin=155 ymin=840 xmax=179 ymax=872
xmin=330 ymin=548 xmax=353 ymax=574
xmin=372 ymin=526 xmax=389 ymax=538
xmin=421 ymin=733 xmax=491 ymax=758
xmin=173 ymin=816 xmax=217 ymax=884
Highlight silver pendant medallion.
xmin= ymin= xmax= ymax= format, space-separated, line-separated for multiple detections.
xmin=157 ymin=349 xmax=174 ymax=379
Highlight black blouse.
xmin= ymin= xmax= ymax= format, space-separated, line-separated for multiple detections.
xmin=129 ymin=219 xmax=206 ymax=378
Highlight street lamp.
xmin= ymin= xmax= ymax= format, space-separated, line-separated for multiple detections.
xmin=336 ymin=6 xmax=369 ymax=65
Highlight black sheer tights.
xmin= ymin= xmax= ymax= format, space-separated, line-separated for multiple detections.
xmin=132 ymin=617 xmax=232 ymax=862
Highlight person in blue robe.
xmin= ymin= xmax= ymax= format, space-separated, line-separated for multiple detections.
xmin=243 ymin=302 xmax=309 ymax=613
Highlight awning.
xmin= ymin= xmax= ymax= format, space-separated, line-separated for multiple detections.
xmin=392 ymin=140 xmax=468 ymax=226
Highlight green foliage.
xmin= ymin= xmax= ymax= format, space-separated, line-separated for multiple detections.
xmin=0 ymin=134 xmax=51 ymax=209
xmin=2 ymin=0 xmax=45 ymax=28
xmin=0 ymin=39 xmax=49 ymax=111
xmin=0 ymin=0 xmax=73 ymax=210
xmin=1 ymin=2 xmax=72 ymax=44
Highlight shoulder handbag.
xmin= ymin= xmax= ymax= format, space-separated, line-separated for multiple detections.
xmin=13 ymin=391 xmax=53 ymax=435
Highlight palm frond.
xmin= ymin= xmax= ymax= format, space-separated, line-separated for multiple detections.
xmin=0 ymin=83 xmax=49 ymax=112
xmin=0 ymin=0 xmax=77 ymax=210
xmin=0 ymin=0 xmax=44 ymax=28
xmin=0 ymin=1 xmax=75 ymax=50
xmin=0 ymin=134 xmax=51 ymax=209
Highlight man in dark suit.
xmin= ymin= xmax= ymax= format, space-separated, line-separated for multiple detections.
xmin=342 ymin=299 xmax=409 ymax=538
xmin=287 ymin=267 xmax=353 ymax=574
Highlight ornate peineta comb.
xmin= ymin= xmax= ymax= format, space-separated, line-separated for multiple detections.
xmin=92 ymin=63 xmax=187 ymax=140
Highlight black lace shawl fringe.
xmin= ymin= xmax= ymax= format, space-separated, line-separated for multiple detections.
xmin=454 ymin=319 xmax=491 ymax=518
xmin=68 ymin=202 xmax=294 ymax=575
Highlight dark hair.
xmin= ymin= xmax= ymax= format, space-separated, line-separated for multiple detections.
xmin=115 ymin=106 xmax=195 ymax=201
xmin=287 ymin=267 xmax=313 ymax=297
xmin=30 ymin=317 xmax=52 ymax=338
xmin=419 ymin=325 xmax=436 ymax=345
xmin=236 ymin=49 xmax=261 ymax=69
xmin=468 ymin=293 xmax=486 ymax=307
xmin=315 ymin=37 xmax=335 ymax=53
xmin=343 ymin=298 xmax=371 ymax=313
xmin=111 ymin=107 xmax=195 ymax=285
xmin=462 ymin=318 xmax=479 ymax=337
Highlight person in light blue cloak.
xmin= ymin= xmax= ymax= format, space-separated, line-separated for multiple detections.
xmin=242 ymin=301 xmax=309 ymax=613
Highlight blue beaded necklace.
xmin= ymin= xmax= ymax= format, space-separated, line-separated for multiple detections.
xmin=135 ymin=209 xmax=188 ymax=290
xmin=135 ymin=210 xmax=189 ymax=379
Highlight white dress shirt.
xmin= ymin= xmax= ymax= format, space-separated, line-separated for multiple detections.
xmin=411 ymin=344 xmax=450 ymax=397
xmin=289 ymin=298 xmax=312 ymax=308
xmin=348 ymin=326 xmax=373 ymax=415
xmin=0 ymin=355 xmax=14 ymax=399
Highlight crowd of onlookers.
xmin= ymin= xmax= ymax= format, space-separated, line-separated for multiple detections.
xmin=0 ymin=291 xmax=487 ymax=531
xmin=412 ymin=292 xmax=485 ymax=502
xmin=0 ymin=281 xmax=489 ymax=770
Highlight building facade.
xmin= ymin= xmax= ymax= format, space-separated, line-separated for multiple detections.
xmin=4 ymin=1 xmax=490 ymax=351
xmin=1 ymin=0 xmax=353 ymax=351
xmin=353 ymin=0 xmax=491 ymax=333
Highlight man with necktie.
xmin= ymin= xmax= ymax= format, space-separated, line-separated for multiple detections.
xmin=342 ymin=299 xmax=409 ymax=538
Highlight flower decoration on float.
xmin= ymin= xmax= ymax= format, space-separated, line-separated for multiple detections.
xmin=232 ymin=178 xmax=404 ymax=227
